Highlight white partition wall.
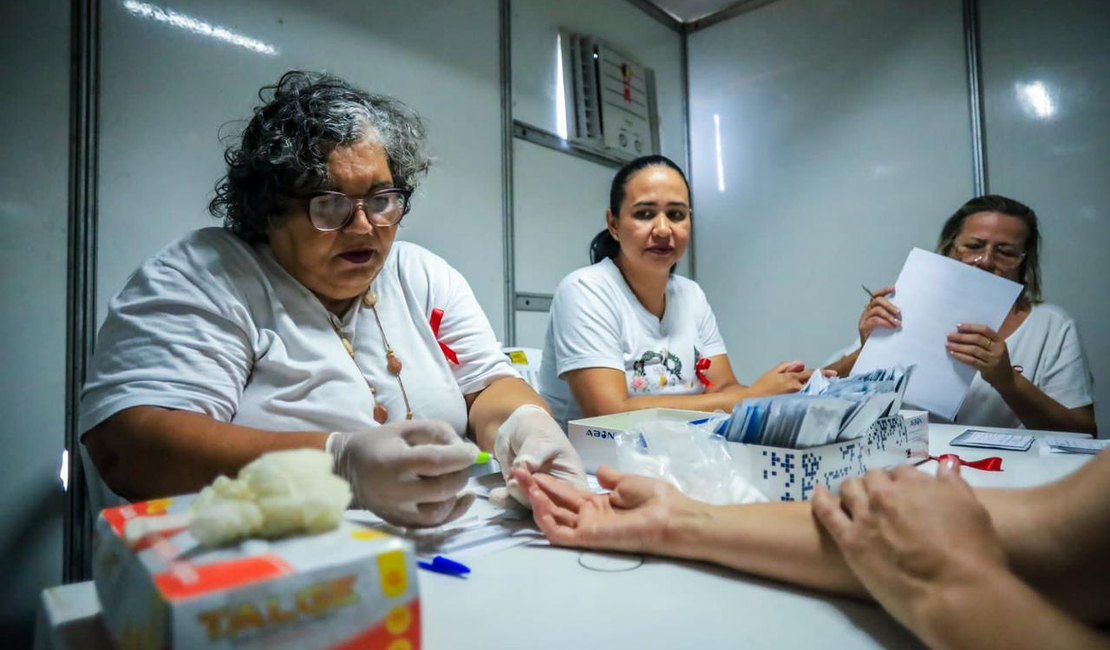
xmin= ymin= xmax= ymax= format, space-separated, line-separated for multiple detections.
xmin=97 ymin=0 xmax=505 ymax=335
xmin=510 ymin=0 xmax=687 ymax=345
xmin=978 ymin=0 xmax=1110 ymax=434
xmin=511 ymin=139 xmax=613 ymax=347
xmin=0 ymin=1 xmax=69 ymax=644
xmin=686 ymin=0 xmax=974 ymax=383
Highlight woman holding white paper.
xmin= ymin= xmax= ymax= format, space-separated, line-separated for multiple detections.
xmin=826 ymin=195 xmax=1095 ymax=434
xmin=539 ymin=155 xmax=816 ymax=429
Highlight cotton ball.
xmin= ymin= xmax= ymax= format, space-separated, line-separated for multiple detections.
xmin=241 ymin=449 xmax=351 ymax=538
xmin=189 ymin=497 xmax=265 ymax=547
xmin=188 ymin=449 xmax=352 ymax=546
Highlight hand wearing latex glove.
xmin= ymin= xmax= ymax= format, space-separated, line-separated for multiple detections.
xmin=489 ymin=404 xmax=589 ymax=509
xmin=327 ymin=420 xmax=479 ymax=528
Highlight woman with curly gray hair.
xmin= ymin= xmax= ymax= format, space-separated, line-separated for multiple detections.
xmin=79 ymin=71 xmax=587 ymax=527
xmin=826 ymin=195 xmax=1095 ymax=434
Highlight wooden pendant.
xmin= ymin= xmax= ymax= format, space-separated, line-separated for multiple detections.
xmin=362 ymin=291 xmax=379 ymax=308
xmin=340 ymin=336 xmax=355 ymax=358
xmin=386 ymin=350 xmax=402 ymax=375
xmin=373 ymin=403 xmax=389 ymax=424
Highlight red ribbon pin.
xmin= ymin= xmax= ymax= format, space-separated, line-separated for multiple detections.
xmin=929 ymin=453 xmax=1003 ymax=472
xmin=695 ymin=358 xmax=714 ymax=389
xmin=430 ymin=308 xmax=459 ymax=365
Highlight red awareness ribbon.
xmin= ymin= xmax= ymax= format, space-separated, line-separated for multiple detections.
xmin=929 ymin=453 xmax=1003 ymax=472
xmin=695 ymin=358 xmax=715 ymax=389
xmin=430 ymin=308 xmax=459 ymax=365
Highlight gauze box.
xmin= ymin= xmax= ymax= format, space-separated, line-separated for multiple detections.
xmin=92 ymin=495 xmax=421 ymax=650
xmin=568 ymin=408 xmax=928 ymax=502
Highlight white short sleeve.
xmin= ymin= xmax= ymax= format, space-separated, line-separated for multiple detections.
xmin=550 ymin=271 xmax=626 ymax=377
xmin=406 ymin=248 xmax=520 ymax=396
xmin=1031 ymin=310 xmax=1094 ymax=409
xmin=79 ymin=238 xmax=255 ymax=434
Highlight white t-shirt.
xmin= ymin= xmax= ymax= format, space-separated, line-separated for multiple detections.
xmin=539 ymin=258 xmax=728 ymax=429
xmin=80 ymin=228 xmax=517 ymax=506
xmin=828 ymin=303 xmax=1094 ymax=429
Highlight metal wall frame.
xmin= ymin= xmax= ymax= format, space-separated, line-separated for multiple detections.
xmin=65 ymin=0 xmax=100 ymax=583
xmin=682 ymin=0 xmax=781 ymax=33
xmin=500 ymin=0 xmax=517 ymax=344
xmin=962 ymin=0 xmax=989 ymax=196
xmin=625 ymin=0 xmax=683 ymax=31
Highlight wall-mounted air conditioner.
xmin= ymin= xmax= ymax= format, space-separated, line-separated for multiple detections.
xmin=561 ymin=32 xmax=659 ymax=163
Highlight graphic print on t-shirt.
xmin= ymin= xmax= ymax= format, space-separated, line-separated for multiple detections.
xmin=629 ymin=348 xmax=689 ymax=392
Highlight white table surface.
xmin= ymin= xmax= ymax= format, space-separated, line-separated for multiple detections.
xmin=37 ymin=424 xmax=1096 ymax=650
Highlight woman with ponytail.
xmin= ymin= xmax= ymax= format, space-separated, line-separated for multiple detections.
xmin=539 ymin=155 xmax=817 ymax=428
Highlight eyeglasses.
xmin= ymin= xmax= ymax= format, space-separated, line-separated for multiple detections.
xmin=304 ymin=188 xmax=412 ymax=231
xmin=953 ymin=240 xmax=1026 ymax=269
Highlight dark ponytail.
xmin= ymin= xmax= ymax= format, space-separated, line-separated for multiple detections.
xmin=589 ymin=229 xmax=620 ymax=264
xmin=590 ymin=154 xmax=689 ymax=264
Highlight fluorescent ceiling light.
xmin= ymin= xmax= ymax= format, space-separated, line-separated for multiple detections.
xmin=555 ymin=34 xmax=568 ymax=140
xmin=123 ymin=0 xmax=278 ymax=56
xmin=714 ymin=113 xmax=725 ymax=193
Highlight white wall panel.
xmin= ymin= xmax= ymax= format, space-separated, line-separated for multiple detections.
xmin=97 ymin=0 xmax=505 ymax=335
xmin=514 ymin=310 xmax=552 ymax=350
xmin=687 ymin=0 xmax=973 ymax=382
xmin=511 ymin=140 xmax=613 ymax=346
xmin=513 ymin=140 xmax=613 ymax=292
xmin=0 ymin=0 xmax=69 ymax=643
xmin=979 ymin=0 xmax=1110 ymax=435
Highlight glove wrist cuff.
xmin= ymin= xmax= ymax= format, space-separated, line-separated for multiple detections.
xmin=324 ymin=431 xmax=343 ymax=456
xmin=499 ymin=404 xmax=548 ymax=432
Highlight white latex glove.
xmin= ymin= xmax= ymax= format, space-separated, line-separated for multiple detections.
xmin=327 ymin=420 xmax=478 ymax=528
xmin=489 ymin=404 xmax=589 ymax=509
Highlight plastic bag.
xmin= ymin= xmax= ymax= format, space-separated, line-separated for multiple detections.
xmin=614 ymin=418 xmax=767 ymax=505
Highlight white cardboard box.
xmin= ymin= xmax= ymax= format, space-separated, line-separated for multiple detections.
xmin=868 ymin=409 xmax=930 ymax=470
xmin=93 ymin=495 xmax=421 ymax=649
xmin=567 ymin=408 xmax=929 ymax=501
xmin=568 ymin=408 xmax=716 ymax=473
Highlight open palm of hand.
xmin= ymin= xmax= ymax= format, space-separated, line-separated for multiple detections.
xmin=513 ymin=465 xmax=685 ymax=555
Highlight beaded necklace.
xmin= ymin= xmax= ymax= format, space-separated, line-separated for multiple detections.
xmin=329 ymin=290 xmax=413 ymax=423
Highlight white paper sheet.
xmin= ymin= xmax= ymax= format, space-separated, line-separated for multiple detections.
xmin=342 ymin=474 xmax=608 ymax=560
xmin=1042 ymin=436 xmax=1110 ymax=455
xmin=853 ymin=248 xmax=1022 ymax=420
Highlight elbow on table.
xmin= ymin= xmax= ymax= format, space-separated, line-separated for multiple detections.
xmin=1063 ymin=405 xmax=1098 ymax=437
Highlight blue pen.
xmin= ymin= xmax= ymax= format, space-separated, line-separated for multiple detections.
xmin=418 ymin=555 xmax=471 ymax=577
